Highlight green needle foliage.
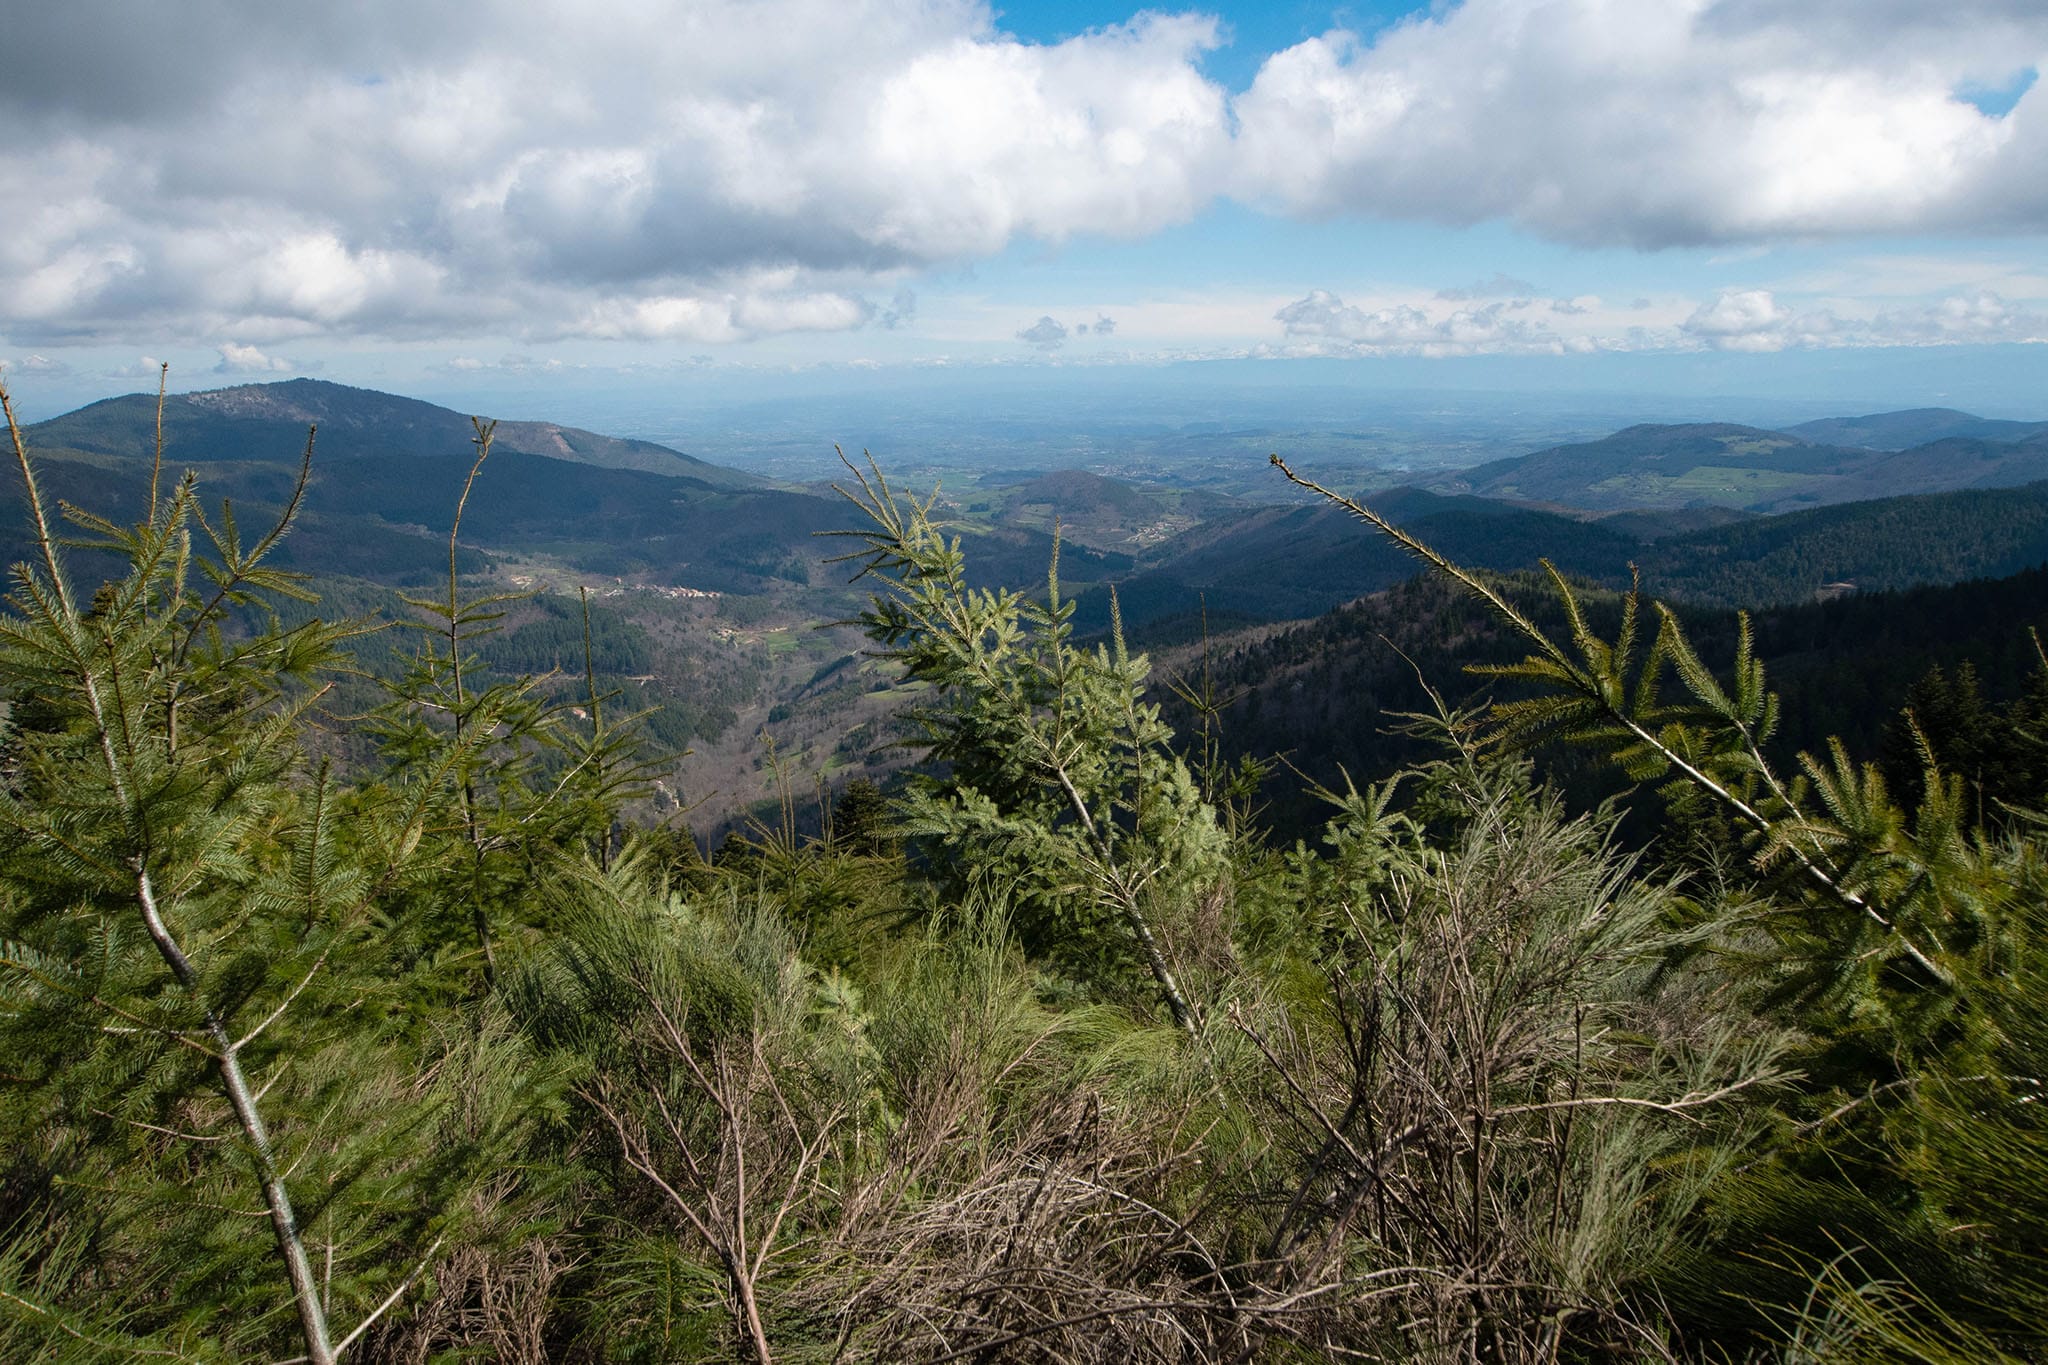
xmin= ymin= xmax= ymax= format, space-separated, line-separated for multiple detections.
xmin=367 ymin=425 xmax=665 ymax=993
xmin=827 ymin=451 xmax=1227 ymax=1033
xmin=0 ymin=385 xmax=553 ymax=1364
xmin=0 ymin=385 xmax=425 ymax=1362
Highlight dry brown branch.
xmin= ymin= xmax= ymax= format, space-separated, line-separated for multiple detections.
xmin=584 ymin=970 xmax=845 ymax=1365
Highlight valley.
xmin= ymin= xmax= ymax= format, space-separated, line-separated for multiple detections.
xmin=14 ymin=376 xmax=2048 ymax=841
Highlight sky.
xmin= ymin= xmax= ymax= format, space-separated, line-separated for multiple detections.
xmin=2 ymin=0 xmax=2046 ymax=419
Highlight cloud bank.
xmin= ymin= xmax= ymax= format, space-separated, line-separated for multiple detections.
xmin=0 ymin=0 xmax=2043 ymax=349
xmin=1272 ymin=285 xmax=2048 ymax=358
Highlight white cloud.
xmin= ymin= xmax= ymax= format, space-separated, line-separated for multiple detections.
xmin=579 ymin=284 xmax=872 ymax=344
xmin=214 ymin=342 xmax=295 ymax=373
xmin=1683 ymin=289 xmax=1805 ymax=351
xmin=0 ymin=2 xmax=1230 ymax=347
xmin=1866 ymin=291 xmax=2048 ymax=345
xmin=1676 ymin=286 xmax=2048 ymax=351
xmin=1277 ymin=283 xmax=2048 ymax=357
xmin=1231 ymin=0 xmax=2048 ymax=246
xmin=494 ymin=354 xmax=567 ymax=375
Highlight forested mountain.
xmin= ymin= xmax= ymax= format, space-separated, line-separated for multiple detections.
xmin=19 ymin=384 xmax=2048 ymax=640
xmin=1073 ymin=488 xmax=1642 ymax=633
xmin=1049 ymin=472 xmax=2048 ymax=639
xmin=1783 ymin=406 xmax=2048 ymax=450
xmin=1158 ymin=560 xmax=2048 ymax=836
xmin=6 ymin=384 xmax=1127 ymax=600
xmin=0 ymin=384 xmax=1136 ymax=795
xmin=3 ymin=384 xmax=2047 ymax=1363
xmin=1442 ymin=418 xmax=2048 ymax=512
xmin=28 ymin=377 xmax=766 ymax=485
xmin=1638 ymin=479 xmax=2048 ymax=605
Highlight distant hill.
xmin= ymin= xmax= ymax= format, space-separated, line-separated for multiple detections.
xmin=1638 ymin=480 xmax=2048 ymax=607
xmin=26 ymin=378 xmax=764 ymax=489
xmin=1005 ymin=469 xmax=1156 ymax=518
xmin=1441 ymin=420 xmax=2048 ymax=513
xmin=1071 ymin=488 xmax=1641 ymax=637
xmin=1782 ymin=408 xmax=2048 ymax=451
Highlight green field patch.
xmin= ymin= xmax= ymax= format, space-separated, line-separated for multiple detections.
xmin=1669 ymin=465 xmax=1809 ymax=494
xmin=1715 ymin=438 xmax=1797 ymax=457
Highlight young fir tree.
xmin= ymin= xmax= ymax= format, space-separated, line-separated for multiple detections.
xmin=0 ymin=383 xmax=543 ymax=1363
xmin=828 ymin=452 xmax=1228 ymax=1033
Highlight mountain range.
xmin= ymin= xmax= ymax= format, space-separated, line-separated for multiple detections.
xmin=8 ymin=380 xmax=2048 ymax=628
xmin=12 ymin=378 xmax=1120 ymax=598
xmin=1090 ymin=476 xmax=2048 ymax=636
xmin=1440 ymin=415 xmax=2048 ymax=514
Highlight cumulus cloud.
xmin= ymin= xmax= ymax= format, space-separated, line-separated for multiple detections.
xmin=582 ymin=284 xmax=872 ymax=343
xmin=0 ymin=1 xmax=1230 ymax=346
xmin=1675 ymin=287 xmax=2048 ymax=351
xmin=1231 ymin=0 xmax=2048 ymax=246
xmin=3 ymin=354 xmax=70 ymax=376
xmin=432 ymin=354 xmax=572 ymax=376
xmin=214 ymin=342 xmax=294 ymax=373
xmin=1682 ymin=290 xmax=1809 ymax=351
xmin=497 ymin=354 xmax=568 ymax=375
xmin=1017 ymin=316 xmax=1069 ymax=349
xmin=1869 ymin=290 xmax=2048 ymax=345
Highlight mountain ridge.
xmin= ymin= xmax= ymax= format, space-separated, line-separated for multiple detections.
xmin=1781 ymin=407 xmax=2048 ymax=450
xmin=1438 ymin=417 xmax=2048 ymax=513
xmin=27 ymin=377 xmax=765 ymax=489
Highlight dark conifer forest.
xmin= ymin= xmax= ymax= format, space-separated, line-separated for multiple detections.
xmin=2 ymin=383 xmax=2046 ymax=1365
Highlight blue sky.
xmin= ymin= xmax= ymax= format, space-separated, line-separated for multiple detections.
xmin=998 ymin=0 xmax=1393 ymax=84
xmin=1 ymin=0 xmax=2045 ymax=418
